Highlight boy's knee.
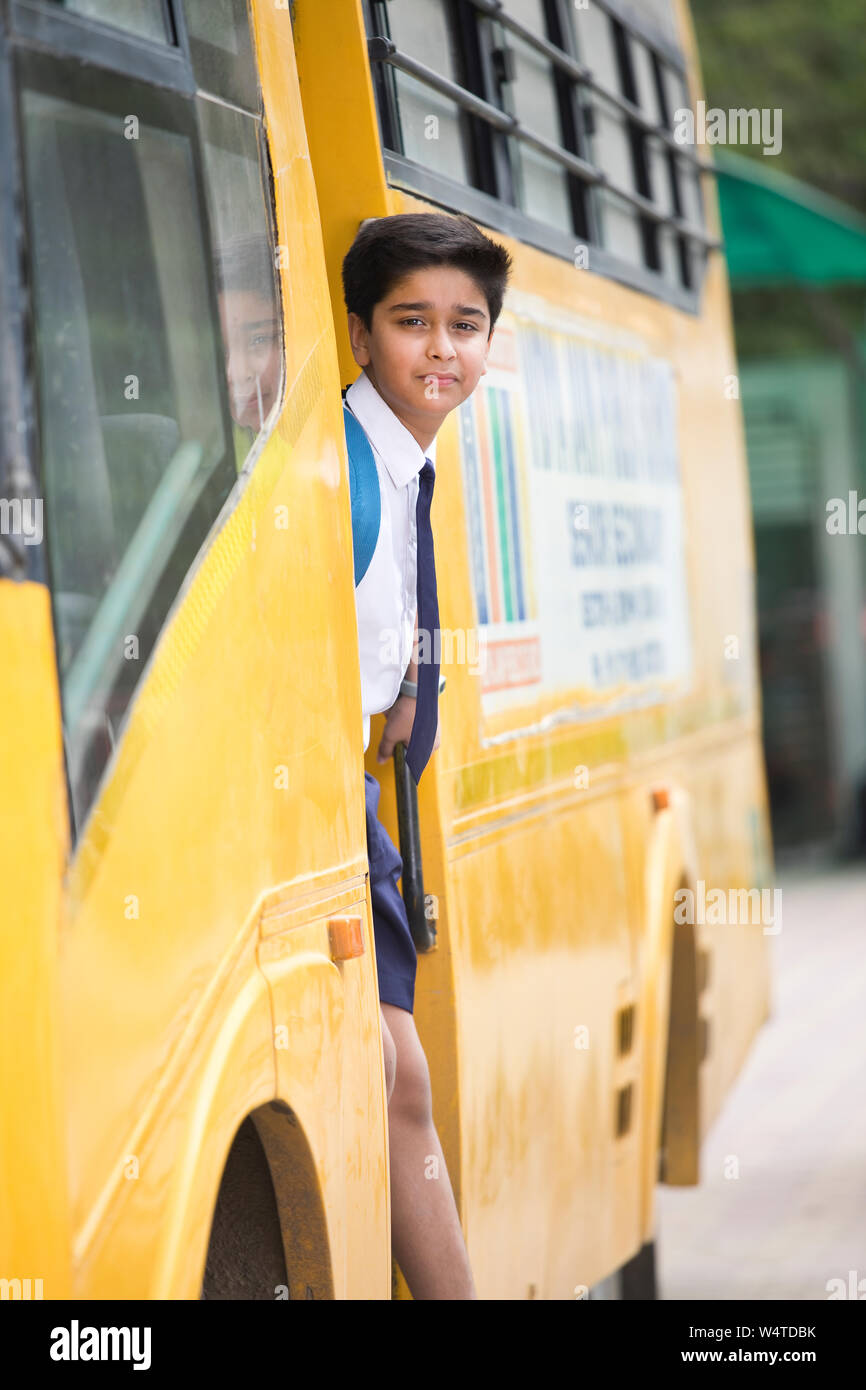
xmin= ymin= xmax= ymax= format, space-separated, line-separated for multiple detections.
xmin=380 ymin=1011 xmax=397 ymax=1103
xmin=390 ymin=1036 xmax=433 ymax=1128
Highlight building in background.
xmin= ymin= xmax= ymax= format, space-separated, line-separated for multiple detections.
xmin=717 ymin=150 xmax=866 ymax=857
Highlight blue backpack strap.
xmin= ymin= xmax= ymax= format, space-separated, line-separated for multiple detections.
xmin=343 ymin=399 xmax=381 ymax=586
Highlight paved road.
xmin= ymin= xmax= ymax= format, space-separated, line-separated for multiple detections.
xmin=656 ymin=862 xmax=866 ymax=1301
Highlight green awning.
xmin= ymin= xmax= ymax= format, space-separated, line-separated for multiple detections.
xmin=715 ymin=148 xmax=866 ymax=288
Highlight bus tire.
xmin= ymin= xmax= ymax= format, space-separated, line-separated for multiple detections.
xmin=588 ymin=1239 xmax=658 ymax=1300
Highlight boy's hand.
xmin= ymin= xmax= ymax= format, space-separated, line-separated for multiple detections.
xmin=376 ymin=696 xmax=441 ymax=764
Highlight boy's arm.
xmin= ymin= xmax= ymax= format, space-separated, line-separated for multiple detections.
xmin=404 ymin=609 xmax=419 ymax=684
xmin=375 ymin=610 xmax=441 ymax=764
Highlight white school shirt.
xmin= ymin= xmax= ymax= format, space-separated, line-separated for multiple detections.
xmin=344 ymin=370 xmax=437 ymax=753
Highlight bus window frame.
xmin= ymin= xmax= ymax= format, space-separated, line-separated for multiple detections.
xmin=196 ymin=87 xmax=287 ymax=473
xmin=9 ymin=30 xmax=243 ymax=846
xmin=8 ymin=0 xmax=193 ymax=92
xmin=609 ymin=14 xmax=659 ymax=272
xmin=543 ymin=0 xmax=596 ymax=244
xmin=362 ymin=0 xmax=719 ymax=313
xmin=178 ymin=0 xmax=260 ymax=114
xmin=0 ymin=26 xmax=43 ymax=585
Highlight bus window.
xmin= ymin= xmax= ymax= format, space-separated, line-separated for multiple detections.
xmin=197 ymin=97 xmax=284 ymax=464
xmin=18 ymin=53 xmax=237 ymax=835
xmin=182 ymin=0 xmax=260 ymax=113
xmin=629 ymin=40 xmax=680 ymax=284
xmin=638 ymin=0 xmax=679 ymax=48
xmin=374 ymin=0 xmax=471 ymax=186
xmin=573 ymin=6 xmax=707 ymax=293
xmin=659 ymin=63 xmax=707 ymax=289
xmin=483 ymin=0 xmax=573 ymax=234
xmin=572 ymin=5 xmax=645 ymax=269
xmin=365 ymin=0 xmax=712 ymax=305
xmin=40 ymin=0 xmax=169 ymax=45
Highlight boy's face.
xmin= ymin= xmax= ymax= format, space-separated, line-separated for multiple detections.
xmin=348 ymin=266 xmax=493 ymax=445
xmin=218 ymin=289 xmax=282 ymax=432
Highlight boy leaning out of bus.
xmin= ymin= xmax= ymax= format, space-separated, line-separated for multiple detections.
xmin=341 ymin=212 xmax=512 ymax=1299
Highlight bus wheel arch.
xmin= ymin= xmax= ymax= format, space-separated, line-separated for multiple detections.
xmin=201 ymin=1101 xmax=333 ymax=1300
xmin=658 ymin=881 xmax=702 ymax=1187
xmin=640 ymin=789 xmax=702 ymax=1216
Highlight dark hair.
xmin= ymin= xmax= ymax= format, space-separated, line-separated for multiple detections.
xmin=341 ymin=212 xmax=512 ymax=334
xmin=214 ymin=233 xmax=278 ymax=303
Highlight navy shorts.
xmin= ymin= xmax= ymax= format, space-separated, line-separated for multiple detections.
xmin=364 ymin=770 xmax=417 ymax=1014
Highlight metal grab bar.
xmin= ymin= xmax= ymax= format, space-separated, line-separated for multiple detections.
xmin=367 ymin=37 xmax=720 ymax=251
xmin=393 ymin=742 xmax=437 ymax=953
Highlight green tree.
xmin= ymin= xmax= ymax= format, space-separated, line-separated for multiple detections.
xmin=691 ymin=0 xmax=866 ymax=214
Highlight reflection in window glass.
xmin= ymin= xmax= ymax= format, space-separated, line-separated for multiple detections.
xmin=500 ymin=0 xmax=571 ymax=233
xmin=185 ymin=0 xmax=239 ymax=51
xmin=630 ymin=42 xmax=679 ymax=281
xmin=679 ymin=164 xmax=706 ymax=284
xmin=662 ymin=63 xmax=705 ymax=225
xmin=43 ymin=0 xmax=168 ymax=44
xmin=198 ymin=99 xmax=283 ymax=464
xmin=21 ymin=86 xmax=236 ymax=831
xmin=387 ymin=0 xmax=469 ymax=184
xmin=182 ymin=0 xmax=259 ymax=112
xmin=590 ymin=96 xmax=644 ymax=267
xmin=661 ymin=64 xmax=706 ymax=282
xmin=574 ymin=6 xmax=643 ymax=267
xmin=640 ymin=0 xmax=678 ymax=47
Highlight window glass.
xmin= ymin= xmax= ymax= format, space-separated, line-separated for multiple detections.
xmin=42 ymin=0 xmax=168 ymax=44
xmin=499 ymin=0 xmax=572 ymax=234
xmin=661 ymin=64 xmax=706 ymax=282
xmin=660 ymin=63 xmax=691 ymax=132
xmin=182 ymin=0 xmax=259 ymax=112
xmin=640 ymin=0 xmax=678 ymax=47
xmin=20 ymin=69 xmax=237 ymax=832
xmin=573 ymin=5 xmax=643 ymax=265
xmin=386 ymin=0 xmax=470 ymax=184
xmin=679 ymin=165 xmax=706 ymax=283
xmin=198 ymin=98 xmax=283 ymax=465
xmin=630 ymin=41 xmax=679 ymax=282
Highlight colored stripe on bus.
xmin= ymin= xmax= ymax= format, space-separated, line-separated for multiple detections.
xmin=477 ymin=390 xmax=503 ymax=624
xmin=488 ymin=389 xmax=514 ymax=623
xmin=458 ymin=402 xmax=490 ymax=627
xmin=498 ymin=388 xmax=526 ymax=622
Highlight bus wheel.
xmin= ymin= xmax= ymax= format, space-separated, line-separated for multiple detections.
xmin=200 ymin=1116 xmax=288 ymax=1300
xmin=588 ymin=1240 xmax=658 ymax=1300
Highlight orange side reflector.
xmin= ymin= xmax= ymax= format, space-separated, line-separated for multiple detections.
xmin=328 ymin=917 xmax=365 ymax=961
xmin=651 ymin=787 xmax=670 ymax=812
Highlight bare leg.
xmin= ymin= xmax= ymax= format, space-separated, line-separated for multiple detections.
xmin=381 ymin=1002 xmax=477 ymax=1300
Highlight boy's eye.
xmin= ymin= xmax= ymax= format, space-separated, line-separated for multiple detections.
xmin=397 ymin=317 xmax=478 ymax=332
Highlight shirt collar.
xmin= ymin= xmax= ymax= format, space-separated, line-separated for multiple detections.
xmin=344 ymin=370 xmax=437 ymax=488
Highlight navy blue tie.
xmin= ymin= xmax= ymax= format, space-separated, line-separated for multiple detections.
xmin=405 ymin=460 xmax=439 ymax=784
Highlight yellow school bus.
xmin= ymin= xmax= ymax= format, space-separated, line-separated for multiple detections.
xmin=1 ymin=0 xmax=771 ymax=1300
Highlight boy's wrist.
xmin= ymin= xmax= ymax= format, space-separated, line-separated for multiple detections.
xmin=400 ymin=676 xmax=446 ymax=699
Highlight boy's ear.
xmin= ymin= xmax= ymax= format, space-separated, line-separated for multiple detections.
xmin=481 ymin=326 xmax=494 ymax=376
xmin=347 ymin=310 xmax=371 ymax=367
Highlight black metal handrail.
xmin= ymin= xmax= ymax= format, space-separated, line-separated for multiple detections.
xmin=367 ymin=37 xmax=721 ymax=252
xmin=368 ymin=37 xmax=601 ymax=186
xmin=467 ymin=0 xmax=709 ymax=171
xmin=392 ymin=742 xmax=437 ymax=953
